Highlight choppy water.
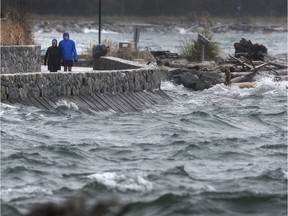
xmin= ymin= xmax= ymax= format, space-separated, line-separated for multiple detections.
xmin=35 ymin=28 xmax=288 ymax=60
xmin=2 ymin=29 xmax=288 ymax=215
xmin=1 ymin=76 xmax=287 ymax=215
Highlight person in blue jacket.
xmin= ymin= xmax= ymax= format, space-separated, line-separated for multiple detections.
xmin=59 ymin=32 xmax=78 ymax=71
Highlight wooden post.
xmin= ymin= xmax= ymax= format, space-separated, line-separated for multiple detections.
xmin=201 ymin=44 xmax=205 ymax=62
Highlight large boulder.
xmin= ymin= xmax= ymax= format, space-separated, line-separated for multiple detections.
xmin=234 ymin=38 xmax=268 ymax=61
xmin=173 ymin=73 xmax=200 ymax=89
xmin=172 ymin=68 xmax=226 ymax=91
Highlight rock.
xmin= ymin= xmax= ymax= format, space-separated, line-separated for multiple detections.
xmin=200 ymin=70 xmax=222 ymax=80
xmin=168 ymin=68 xmax=183 ymax=76
xmin=173 ymin=73 xmax=200 ymax=89
xmin=56 ymin=25 xmax=65 ymax=33
xmin=171 ymin=68 xmax=226 ymax=90
xmin=195 ymin=79 xmax=207 ymax=91
xmin=234 ymin=38 xmax=268 ymax=61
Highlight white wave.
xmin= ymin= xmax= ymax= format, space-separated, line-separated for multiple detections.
xmin=56 ymin=100 xmax=79 ymax=110
xmin=83 ymin=28 xmax=118 ymax=34
xmin=207 ymin=76 xmax=287 ymax=98
xmin=0 ymin=103 xmax=16 ymax=109
xmin=88 ymin=171 xmax=153 ymax=192
xmin=201 ymin=184 xmax=217 ymax=192
xmin=248 ymin=76 xmax=287 ymax=97
xmin=256 ymin=75 xmax=287 ymax=89
xmin=3 ymin=186 xmax=53 ymax=196
xmin=83 ymin=28 xmax=98 ymax=34
xmin=178 ymin=28 xmax=187 ymax=34
xmin=283 ymin=171 xmax=288 ymax=180
xmin=0 ymin=103 xmax=15 ymax=116
xmin=177 ymin=27 xmax=195 ymax=35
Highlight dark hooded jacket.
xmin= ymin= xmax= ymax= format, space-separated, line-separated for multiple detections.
xmin=59 ymin=32 xmax=78 ymax=61
xmin=44 ymin=39 xmax=61 ymax=71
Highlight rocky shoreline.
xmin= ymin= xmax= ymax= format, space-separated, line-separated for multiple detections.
xmin=153 ymin=47 xmax=287 ymax=91
xmin=32 ymin=19 xmax=287 ymax=34
xmin=160 ymin=57 xmax=288 ymax=91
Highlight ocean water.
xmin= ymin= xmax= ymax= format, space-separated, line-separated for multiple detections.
xmin=1 ymin=78 xmax=287 ymax=215
xmin=1 ymin=30 xmax=288 ymax=215
xmin=34 ymin=28 xmax=288 ymax=60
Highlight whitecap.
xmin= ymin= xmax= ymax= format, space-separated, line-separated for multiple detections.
xmin=83 ymin=28 xmax=118 ymax=34
xmin=88 ymin=171 xmax=153 ymax=192
xmin=0 ymin=103 xmax=15 ymax=109
xmin=83 ymin=28 xmax=98 ymax=34
xmin=56 ymin=100 xmax=79 ymax=110
xmin=202 ymin=184 xmax=217 ymax=192
xmin=206 ymin=76 xmax=287 ymax=98
xmin=283 ymin=171 xmax=288 ymax=180
xmin=2 ymin=186 xmax=53 ymax=197
xmin=178 ymin=28 xmax=187 ymax=34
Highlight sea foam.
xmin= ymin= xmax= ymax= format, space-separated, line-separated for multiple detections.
xmin=88 ymin=171 xmax=153 ymax=192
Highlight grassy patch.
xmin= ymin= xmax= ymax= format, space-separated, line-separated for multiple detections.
xmin=179 ymin=29 xmax=221 ymax=62
xmin=1 ymin=8 xmax=35 ymax=45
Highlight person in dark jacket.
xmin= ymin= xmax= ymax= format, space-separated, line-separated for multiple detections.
xmin=59 ymin=32 xmax=78 ymax=72
xmin=44 ymin=39 xmax=61 ymax=72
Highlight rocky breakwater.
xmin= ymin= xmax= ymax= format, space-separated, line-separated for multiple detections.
xmin=155 ymin=39 xmax=287 ymax=90
xmin=160 ymin=56 xmax=287 ymax=90
xmin=165 ymin=60 xmax=229 ymax=91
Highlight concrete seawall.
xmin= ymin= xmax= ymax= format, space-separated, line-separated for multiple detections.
xmin=1 ymin=57 xmax=171 ymax=113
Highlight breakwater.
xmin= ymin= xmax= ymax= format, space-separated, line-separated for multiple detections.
xmin=1 ymin=57 xmax=171 ymax=113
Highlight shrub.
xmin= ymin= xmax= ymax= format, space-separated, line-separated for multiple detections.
xmin=1 ymin=8 xmax=35 ymax=45
xmin=179 ymin=29 xmax=221 ymax=62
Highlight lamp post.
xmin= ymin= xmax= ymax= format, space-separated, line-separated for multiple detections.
xmin=93 ymin=0 xmax=108 ymax=70
xmin=98 ymin=0 xmax=102 ymax=44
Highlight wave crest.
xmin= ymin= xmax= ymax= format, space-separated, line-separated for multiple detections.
xmin=87 ymin=172 xmax=153 ymax=192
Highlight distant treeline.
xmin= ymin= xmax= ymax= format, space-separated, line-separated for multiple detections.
xmin=2 ymin=0 xmax=287 ymax=18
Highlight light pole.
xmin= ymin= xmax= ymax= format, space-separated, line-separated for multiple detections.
xmin=98 ymin=0 xmax=102 ymax=44
xmin=93 ymin=0 xmax=108 ymax=70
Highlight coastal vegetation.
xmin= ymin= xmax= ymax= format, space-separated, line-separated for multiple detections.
xmin=83 ymin=39 xmax=155 ymax=63
xmin=179 ymin=34 xmax=220 ymax=62
xmin=179 ymin=28 xmax=221 ymax=62
xmin=1 ymin=8 xmax=34 ymax=45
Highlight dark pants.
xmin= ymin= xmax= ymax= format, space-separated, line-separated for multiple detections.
xmin=49 ymin=65 xmax=59 ymax=72
xmin=62 ymin=60 xmax=73 ymax=71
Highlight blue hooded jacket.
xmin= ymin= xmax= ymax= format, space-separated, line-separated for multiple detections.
xmin=59 ymin=32 xmax=78 ymax=61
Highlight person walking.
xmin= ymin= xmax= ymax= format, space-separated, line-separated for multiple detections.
xmin=59 ymin=32 xmax=78 ymax=72
xmin=44 ymin=39 xmax=61 ymax=72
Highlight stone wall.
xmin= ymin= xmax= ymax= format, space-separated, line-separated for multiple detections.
xmin=1 ymin=68 xmax=161 ymax=101
xmin=1 ymin=45 xmax=41 ymax=74
xmin=94 ymin=56 xmax=142 ymax=70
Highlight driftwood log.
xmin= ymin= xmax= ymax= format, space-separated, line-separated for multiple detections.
xmin=227 ymin=54 xmax=287 ymax=84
